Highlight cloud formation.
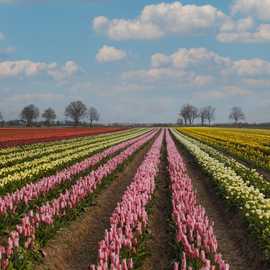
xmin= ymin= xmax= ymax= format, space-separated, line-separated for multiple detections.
xmin=96 ymin=45 xmax=127 ymax=62
xmin=93 ymin=1 xmax=270 ymax=44
xmin=122 ymin=47 xmax=270 ymax=102
xmin=93 ymin=2 xmax=225 ymax=40
xmin=0 ymin=60 xmax=80 ymax=81
xmin=231 ymin=0 xmax=270 ymax=21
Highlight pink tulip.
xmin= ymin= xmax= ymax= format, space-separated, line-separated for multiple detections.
xmin=93 ymin=131 xmax=164 ymax=269
xmin=0 ymin=130 xmax=158 ymax=269
xmin=165 ymin=130 xmax=229 ymax=270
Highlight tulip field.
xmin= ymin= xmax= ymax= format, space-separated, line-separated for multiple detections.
xmin=0 ymin=127 xmax=269 ymax=269
xmin=0 ymin=127 xmax=125 ymax=148
xmin=178 ymin=127 xmax=270 ymax=171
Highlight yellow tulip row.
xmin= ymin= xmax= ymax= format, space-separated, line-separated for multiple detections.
xmin=0 ymin=128 xmax=145 ymax=168
xmin=177 ymin=127 xmax=270 ymax=171
xmin=0 ymin=129 xmax=149 ymax=191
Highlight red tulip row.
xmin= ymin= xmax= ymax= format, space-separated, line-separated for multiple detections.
xmin=0 ymin=129 xmax=158 ymax=269
xmin=0 ymin=130 xmax=156 ymax=218
xmin=0 ymin=127 xmax=126 ymax=148
xmin=91 ymin=130 xmax=164 ymax=270
xmin=165 ymin=130 xmax=229 ymax=270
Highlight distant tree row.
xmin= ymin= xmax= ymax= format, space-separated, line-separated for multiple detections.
xmin=178 ymin=104 xmax=245 ymax=125
xmin=0 ymin=101 xmax=100 ymax=127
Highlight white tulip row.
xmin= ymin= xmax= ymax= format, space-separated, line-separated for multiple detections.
xmin=171 ymin=129 xmax=270 ymax=256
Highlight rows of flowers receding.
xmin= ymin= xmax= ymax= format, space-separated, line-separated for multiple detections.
xmin=0 ymin=129 xmax=149 ymax=191
xmin=177 ymin=127 xmax=270 ymax=171
xmin=0 ymin=128 xmax=137 ymax=158
xmin=178 ymin=132 xmax=270 ymax=197
xmin=0 ymin=130 xmax=155 ymax=219
xmin=0 ymin=127 xmax=126 ymax=148
xmin=0 ymin=130 xmax=158 ymax=269
xmin=0 ymin=128 xmax=145 ymax=177
xmin=0 ymin=128 xmax=146 ymax=167
xmin=172 ymin=129 xmax=270 ymax=259
xmin=91 ymin=130 xmax=163 ymax=270
xmin=166 ymin=130 xmax=229 ymax=270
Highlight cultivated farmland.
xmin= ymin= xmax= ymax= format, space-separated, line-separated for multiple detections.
xmin=0 ymin=127 xmax=269 ymax=270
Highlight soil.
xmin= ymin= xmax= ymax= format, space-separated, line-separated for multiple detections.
xmin=173 ymin=136 xmax=269 ymax=270
xmin=35 ymin=137 xmax=155 ymax=270
xmin=140 ymin=141 xmax=176 ymax=270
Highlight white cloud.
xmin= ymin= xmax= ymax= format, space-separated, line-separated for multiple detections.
xmin=96 ymin=45 xmax=127 ymax=63
xmin=122 ymin=47 xmax=270 ymax=95
xmin=92 ymin=1 xmax=270 ymax=44
xmin=233 ymin=58 xmax=270 ymax=76
xmin=48 ymin=61 xmax=80 ymax=81
xmin=0 ymin=60 xmax=80 ymax=80
xmin=151 ymin=48 xmax=231 ymax=70
xmin=93 ymin=16 xmax=109 ymax=31
xmin=231 ymin=0 xmax=270 ymax=21
xmin=217 ymin=23 xmax=270 ymax=43
xmin=93 ymin=1 xmax=225 ymax=40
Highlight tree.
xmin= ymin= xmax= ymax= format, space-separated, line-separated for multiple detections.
xmin=179 ymin=104 xmax=190 ymax=125
xmin=42 ymin=108 xmax=56 ymax=126
xmin=199 ymin=107 xmax=208 ymax=126
xmin=88 ymin=106 xmax=100 ymax=127
xmin=204 ymin=106 xmax=216 ymax=126
xmin=0 ymin=112 xmax=3 ymax=127
xmin=65 ymin=100 xmax=87 ymax=125
xmin=188 ymin=105 xmax=198 ymax=125
xmin=229 ymin=106 xmax=245 ymax=124
xmin=20 ymin=104 xmax=39 ymax=126
xmin=179 ymin=104 xmax=198 ymax=125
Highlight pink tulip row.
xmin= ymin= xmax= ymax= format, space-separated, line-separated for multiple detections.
xmin=0 ymin=130 xmax=155 ymax=218
xmin=165 ymin=130 xmax=229 ymax=270
xmin=0 ymin=130 xmax=158 ymax=269
xmin=90 ymin=130 xmax=164 ymax=270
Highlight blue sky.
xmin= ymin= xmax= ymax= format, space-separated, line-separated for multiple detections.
xmin=0 ymin=0 xmax=270 ymax=123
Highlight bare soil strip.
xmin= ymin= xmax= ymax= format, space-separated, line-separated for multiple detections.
xmin=35 ymin=138 xmax=155 ymax=270
xmin=173 ymin=136 xmax=269 ymax=270
xmin=140 ymin=141 xmax=177 ymax=270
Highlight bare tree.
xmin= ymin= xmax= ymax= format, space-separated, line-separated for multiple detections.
xmin=179 ymin=104 xmax=198 ymax=125
xmin=0 ymin=112 xmax=3 ymax=127
xmin=65 ymin=101 xmax=87 ymax=125
xmin=179 ymin=105 xmax=189 ymax=125
xmin=205 ymin=106 xmax=216 ymax=126
xmin=188 ymin=105 xmax=198 ymax=125
xmin=199 ymin=107 xmax=208 ymax=126
xmin=42 ymin=108 xmax=56 ymax=126
xmin=229 ymin=106 xmax=245 ymax=124
xmin=20 ymin=104 xmax=39 ymax=126
xmin=88 ymin=106 xmax=100 ymax=127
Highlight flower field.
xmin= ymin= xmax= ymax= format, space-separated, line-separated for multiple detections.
xmin=0 ymin=127 xmax=126 ymax=148
xmin=177 ymin=127 xmax=270 ymax=171
xmin=0 ymin=127 xmax=269 ymax=269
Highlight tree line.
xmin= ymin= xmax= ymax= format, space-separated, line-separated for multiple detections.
xmin=0 ymin=100 xmax=100 ymax=127
xmin=178 ymin=104 xmax=245 ymax=126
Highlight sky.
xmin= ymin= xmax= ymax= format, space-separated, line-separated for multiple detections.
xmin=0 ymin=0 xmax=270 ymax=123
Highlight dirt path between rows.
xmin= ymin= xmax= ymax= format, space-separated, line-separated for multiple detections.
xmin=140 ymin=141 xmax=176 ymax=270
xmin=173 ymin=136 xmax=269 ymax=270
xmin=35 ymin=138 xmax=155 ymax=270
